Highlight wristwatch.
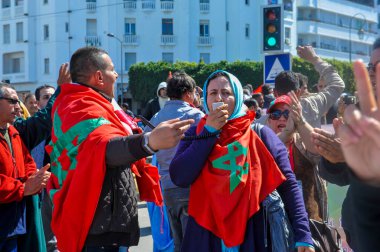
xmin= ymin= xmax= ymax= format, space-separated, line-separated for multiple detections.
xmin=143 ymin=133 xmax=157 ymax=154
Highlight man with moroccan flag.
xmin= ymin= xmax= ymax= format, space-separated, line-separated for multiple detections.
xmin=46 ymin=47 xmax=194 ymax=252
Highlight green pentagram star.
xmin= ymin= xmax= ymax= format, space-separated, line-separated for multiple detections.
xmin=212 ymin=141 xmax=249 ymax=194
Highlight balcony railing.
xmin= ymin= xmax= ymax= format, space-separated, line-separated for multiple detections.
xmin=87 ymin=2 xmax=96 ymax=12
xmin=200 ymin=3 xmax=209 ymax=13
xmin=161 ymin=35 xmax=176 ymax=45
xmin=124 ymin=34 xmax=138 ymax=45
xmin=142 ymin=0 xmax=155 ymax=10
xmin=198 ymin=36 xmax=213 ymax=46
xmin=124 ymin=1 xmax=137 ymax=10
xmin=161 ymin=1 xmax=174 ymax=11
xmin=85 ymin=36 xmax=101 ymax=47
xmin=1 ymin=8 xmax=11 ymax=20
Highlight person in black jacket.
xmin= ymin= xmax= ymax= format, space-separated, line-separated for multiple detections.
xmin=142 ymin=81 xmax=169 ymax=120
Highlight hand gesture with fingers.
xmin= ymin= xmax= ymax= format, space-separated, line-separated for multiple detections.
xmin=57 ymin=63 xmax=71 ymax=86
xmin=311 ymin=119 xmax=345 ymax=164
xmin=338 ymin=61 xmax=380 ymax=185
xmin=148 ymin=118 xmax=195 ymax=150
xmin=288 ymin=91 xmax=304 ymax=127
xmin=24 ymin=164 xmax=51 ymax=196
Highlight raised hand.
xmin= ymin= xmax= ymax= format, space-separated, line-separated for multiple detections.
xmin=338 ymin=61 xmax=380 ymax=186
xmin=57 ymin=62 xmax=71 ymax=86
xmin=296 ymin=45 xmax=320 ymax=64
xmin=148 ymin=118 xmax=195 ymax=150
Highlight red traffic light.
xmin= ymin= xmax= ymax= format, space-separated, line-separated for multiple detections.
xmin=266 ymin=10 xmax=276 ymax=20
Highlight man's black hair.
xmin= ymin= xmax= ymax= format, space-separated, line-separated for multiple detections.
xmin=262 ymin=84 xmax=273 ymax=95
xmin=70 ymin=47 xmax=109 ymax=84
xmin=274 ymin=71 xmax=300 ymax=96
xmin=166 ymin=71 xmax=196 ymax=100
xmin=35 ymin=84 xmax=55 ymax=101
xmin=373 ymin=37 xmax=380 ymax=50
xmin=244 ymin=98 xmax=258 ymax=108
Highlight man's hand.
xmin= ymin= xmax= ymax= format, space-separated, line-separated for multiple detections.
xmin=205 ymin=104 xmax=229 ymax=130
xmin=148 ymin=118 xmax=194 ymax=150
xmin=296 ymin=45 xmax=320 ymax=65
xmin=338 ymin=61 xmax=380 ymax=186
xmin=24 ymin=164 xmax=51 ymax=196
xmin=311 ymin=119 xmax=345 ymax=164
xmin=57 ymin=63 xmax=71 ymax=86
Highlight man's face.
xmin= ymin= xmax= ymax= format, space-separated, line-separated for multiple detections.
xmin=99 ymin=54 xmax=118 ymax=98
xmin=37 ymin=87 xmax=55 ymax=109
xmin=0 ymin=87 xmax=21 ymax=126
xmin=159 ymin=88 xmax=167 ymax=98
xmin=368 ymin=48 xmax=380 ymax=90
xmin=25 ymin=95 xmax=38 ymax=115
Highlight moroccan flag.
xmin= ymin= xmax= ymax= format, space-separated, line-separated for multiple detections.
xmin=253 ymin=84 xmax=263 ymax=94
xmin=46 ymin=83 xmax=161 ymax=252
xmin=189 ymin=112 xmax=286 ymax=247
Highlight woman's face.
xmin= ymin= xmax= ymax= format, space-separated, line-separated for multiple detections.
xmin=267 ymin=103 xmax=290 ymax=134
xmin=206 ymin=76 xmax=235 ymax=117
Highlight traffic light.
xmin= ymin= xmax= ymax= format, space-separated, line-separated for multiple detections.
xmin=262 ymin=5 xmax=283 ymax=52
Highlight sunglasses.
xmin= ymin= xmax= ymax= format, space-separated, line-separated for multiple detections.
xmin=269 ymin=109 xmax=289 ymax=120
xmin=0 ymin=97 xmax=20 ymax=105
xmin=367 ymin=62 xmax=379 ymax=73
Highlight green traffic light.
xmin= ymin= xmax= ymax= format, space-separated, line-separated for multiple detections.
xmin=267 ymin=37 xmax=276 ymax=47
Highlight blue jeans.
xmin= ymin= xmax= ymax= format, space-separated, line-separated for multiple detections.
xmin=0 ymin=238 xmax=17 ymax=252
xmin=163 ymin=188 xmax=190 ymax=252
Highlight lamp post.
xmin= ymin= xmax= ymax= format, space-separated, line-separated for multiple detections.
xmin=349 ymin=13 xmax=366 ymax=63
xmin=107 ymin=33 xmax=124 ymax=104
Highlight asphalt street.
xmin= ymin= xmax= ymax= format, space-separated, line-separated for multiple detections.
xmin=130 ymin=202 xmax=153 ymax=252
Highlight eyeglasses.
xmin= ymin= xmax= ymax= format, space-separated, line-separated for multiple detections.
xmin=367 ymin=62 xmax=379 ymax=73
xmin=0 ymin=97 xmax=20 ymax=105
xmin=269 ymin=109 xmax=289 ymax=120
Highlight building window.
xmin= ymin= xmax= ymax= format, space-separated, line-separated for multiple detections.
xmin=200 ymin=53 xmax=210 ymax=64
xmin=16 ymin=22 xmax=23 ymax=42
xmin=245 ymin=24 xmax=250 ymax=38
xmin=284 ymin=0 xmax=293 ymax=11
xmin=245 ymin=0 xmax=249 ymax=5
xmin=44 ymin=58 xmax=49 ymax=74
xmin=43 ymin=0 xmax=48 ymax=4
xmin=378 ymin=14 xmax=380 ymax=29
xmin=3 ymin=24 xmax=10 ymax=44
xmin=226 ymin=21 xmax=229 ymax=31
xmin=125 ymin=52 xmax=136 ymax=71
xmin=200 ymin=20 xmax=209 ymax=37
xmin=43 ymin=25 xmax=49 ymax=40
xmin=285 ymin=27 xmax=291 ymax=45
xmin=86 ymin=19 xmax=97 ymax=36
xmin=162 ymin=18 xmax=173 ymax=35
xmin=65 ymin=22 xmax=69 ymax=32
xmin=3 ymin=52 xmax=24 ymax=74
xmin=2 ymin=0 xmax=10 ymax=8
xmin=15 ymin=0 xmax=23 ymax=6
xmin=125 ymin=18 xmax=136 ymax=35
xmin=162 ymin=52 xmax=174 ymax=63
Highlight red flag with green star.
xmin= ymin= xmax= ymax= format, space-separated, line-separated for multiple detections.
xmin=189 ymin=112 xmax=286 ymax=247
xmin=45 ymin=83 xmax=162 ymax=252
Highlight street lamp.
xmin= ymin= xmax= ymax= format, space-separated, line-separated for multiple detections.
xmin=349 ymin=13 xmax=366 ymax=63
xmin=107 ymin=32 xmax=124 ymax=104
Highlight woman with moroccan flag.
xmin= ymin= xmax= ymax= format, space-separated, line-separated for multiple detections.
xmin=169 ymin=70 xmax=314 ymax=251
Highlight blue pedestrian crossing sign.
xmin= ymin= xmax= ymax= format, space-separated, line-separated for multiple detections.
xmin=264 ymin=53 xmax=291 ymax=84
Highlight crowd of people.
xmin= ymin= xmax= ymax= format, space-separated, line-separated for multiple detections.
xmin=1 ymin=40 xmax=380 ymax=252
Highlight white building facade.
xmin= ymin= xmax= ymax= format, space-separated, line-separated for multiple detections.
xmin=0 ymin=0 xmax=377 ymax=100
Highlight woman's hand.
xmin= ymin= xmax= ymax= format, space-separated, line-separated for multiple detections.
xmin=205 ymin=104 xmax=229 ymax=130
xmin=288 ymin=91 xmax=304 ymax=127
